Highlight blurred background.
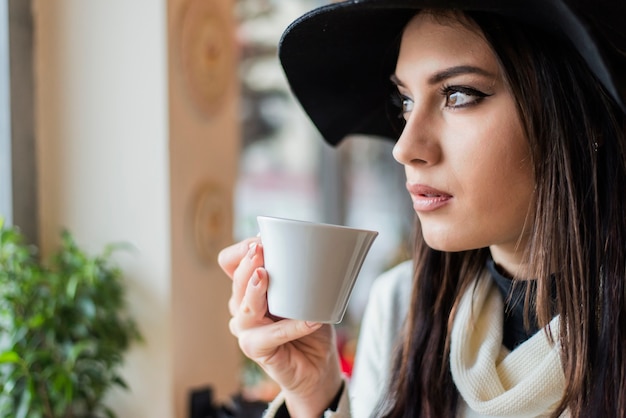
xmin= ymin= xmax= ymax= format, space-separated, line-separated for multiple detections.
xmin=0 ymin=0 xmax=412 ymax=417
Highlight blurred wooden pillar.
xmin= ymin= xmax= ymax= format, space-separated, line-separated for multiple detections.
xmin=167 ymin=0 xmax=241 ymax=415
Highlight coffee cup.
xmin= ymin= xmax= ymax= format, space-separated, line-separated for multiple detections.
xmin=257 ymin=216 xmax=378 ymax=324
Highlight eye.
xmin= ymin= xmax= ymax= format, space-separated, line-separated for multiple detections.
xmin=401 ymin=97 xmax=414 ymax=115
xmin=441 ymin=86 xmax=491 ymax=108
xmin=390 ymin=90 xmax=414 ymax=120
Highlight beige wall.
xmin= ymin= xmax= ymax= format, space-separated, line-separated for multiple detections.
xmin=34 ymin=0 xmax=240 ymax=416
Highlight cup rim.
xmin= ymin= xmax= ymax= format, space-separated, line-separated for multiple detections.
xmin=257 ymin=215 xmax=378 ymax=235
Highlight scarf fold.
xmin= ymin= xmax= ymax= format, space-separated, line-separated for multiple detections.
xmin=450 ymin=272 xmax=565 ymax=417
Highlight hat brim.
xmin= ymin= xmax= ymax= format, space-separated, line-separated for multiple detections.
xmin=278 ymin=0 xmax=626 ymax=146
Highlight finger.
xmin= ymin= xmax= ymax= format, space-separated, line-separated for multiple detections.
xmin=241 ymin=268 xmax=269 ymax=317
xmin=230 ymin=241 xmax=264 ymax=313
xmin=238 ymin=319 xmax=324 ymax=361
xmin=228 ymin=268 xmax=271 ymax=337
xmin=217 ymin=237 xmax=260 ymax=278
xmin=230 ymin=268 xmax=270 ymax=335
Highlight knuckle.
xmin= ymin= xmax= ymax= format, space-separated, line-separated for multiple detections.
xmin=241 ymin=302 xmax=252 ymax=315
xmin=228 ymin=297 xmax=238 ymax=317
xmin=228 ymin=316 xmax=239 ymax=337
xmin=216 ymin=248 xmax=228 ymax=271
xmin=237 ymin=332 xmax=258 ymax=359
xmin=270 ymin=322 xmax=289 ymax=342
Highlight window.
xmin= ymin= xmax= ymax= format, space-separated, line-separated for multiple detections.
xmin=0 ymin=0 xmax=11 ymax=221
xmin=0 ymin=0 xmax=38 ymax=243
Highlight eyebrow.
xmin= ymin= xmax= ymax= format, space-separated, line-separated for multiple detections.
xmin=390 ymin=65 xmax=496 ymax=86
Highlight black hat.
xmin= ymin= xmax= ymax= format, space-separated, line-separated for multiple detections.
xmin=278 ymin=0 xmax=626 ymax=146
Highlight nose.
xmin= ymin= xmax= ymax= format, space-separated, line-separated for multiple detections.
xmin=392 ymin=110 xmax=441 ymax=167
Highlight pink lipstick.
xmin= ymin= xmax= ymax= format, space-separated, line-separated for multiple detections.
xmin=406 ymin=183 xmax=453 ymax=212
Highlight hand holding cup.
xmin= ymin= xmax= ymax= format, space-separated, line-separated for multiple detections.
xmin=218 ymin=217 xmax=377 ymax=416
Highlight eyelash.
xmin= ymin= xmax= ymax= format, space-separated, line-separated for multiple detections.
xmin=439 ymin=85 xmax=491 ymax=108
xmin=389 ymin=91 xmax=411 ymax=119
xmin=390 ymin=85 xmax=492 ymax=119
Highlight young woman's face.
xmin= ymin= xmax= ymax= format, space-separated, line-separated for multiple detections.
xmin=392 ymin=12 xmax=535 ymax=271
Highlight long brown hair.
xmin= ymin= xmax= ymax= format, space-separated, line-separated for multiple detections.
xmin=377 ymin=10 xmax=626 ymax=418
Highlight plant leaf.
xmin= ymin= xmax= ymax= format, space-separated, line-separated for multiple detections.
xmin=0 ymin=351 xmax=21 ymax=364
xmin=15 ymin=385 xmax=32 ymax=418
xmin=0 ymin=225 xmax=142 ymax=416
xmin=66 ymin=275 xmax=79 ymax=300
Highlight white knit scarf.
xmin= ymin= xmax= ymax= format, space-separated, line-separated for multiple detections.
xmin=450 ymin=272 xmax=565 ymax=417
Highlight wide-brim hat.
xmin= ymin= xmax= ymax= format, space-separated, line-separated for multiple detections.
xmin=278 ymin=0 xmax=626 ymax=146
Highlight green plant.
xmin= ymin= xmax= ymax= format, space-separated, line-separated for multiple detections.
xmin=0 ymin=221 xmax=142 ymax=418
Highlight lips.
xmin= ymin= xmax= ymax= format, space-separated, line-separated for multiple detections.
xmin=406 ymin=183 xmax=453 ymax=212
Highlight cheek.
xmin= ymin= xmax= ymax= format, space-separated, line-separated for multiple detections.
xmin=453 ymin=116 xmax=535 ymax=216
xmin=467 ymin=112 xmax=531 ymax=179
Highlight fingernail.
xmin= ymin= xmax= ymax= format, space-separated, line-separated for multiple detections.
xmin=247 ymin=242 xmax=257 ymax=259
xmin=251 ymin=269 xmax=261 ymax=287
xmin=305 ymin=321 xmax=321 ymax=328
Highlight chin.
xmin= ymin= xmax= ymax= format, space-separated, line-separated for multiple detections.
xmin=421 ymin=233 xmax=477 ymax=253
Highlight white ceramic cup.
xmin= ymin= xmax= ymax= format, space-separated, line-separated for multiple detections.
xmin=257 ymin=216 xmax=378 ymax=324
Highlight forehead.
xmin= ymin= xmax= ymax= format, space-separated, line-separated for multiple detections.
xmin=397 ymin=12 xmax=499 ymax=76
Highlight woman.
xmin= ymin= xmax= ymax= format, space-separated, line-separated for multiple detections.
xmin=218 ymin=0 xmax=626 ymax=416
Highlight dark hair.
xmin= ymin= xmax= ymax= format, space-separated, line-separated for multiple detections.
xmin=377 ymin=10 xmax=626 ymax=418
